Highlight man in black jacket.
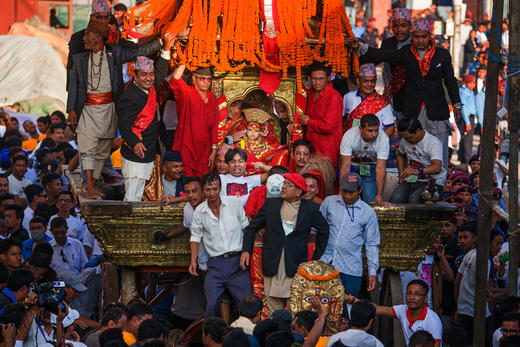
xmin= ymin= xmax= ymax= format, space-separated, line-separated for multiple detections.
xmin=67 ymin=16 xmax=171 ymax=198
xmin=116 ymin=36 xmax=174 ymax=201
xmin=360 ymin=8 xmax=411 ymax=120
xmin=352 ymin=18 xmax=462 ymax=169
xmin=241 ymin=173 xmax=329 ymax=313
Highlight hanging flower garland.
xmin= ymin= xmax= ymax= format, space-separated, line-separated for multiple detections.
xmin=123 ymin=0 xmax=358 ymax=86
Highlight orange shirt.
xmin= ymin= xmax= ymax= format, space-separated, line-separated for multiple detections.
xmin=22 ymin=134 xmax=45 ymax=152
xmin=122 ymin=331 xmax=136 ymax=345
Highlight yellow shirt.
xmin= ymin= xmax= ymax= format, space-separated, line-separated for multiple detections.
xmin=122 ymin=330 xmax=136 ymax=345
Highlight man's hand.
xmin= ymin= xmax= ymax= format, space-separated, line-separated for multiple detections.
xmin=370 ymin=195 xmax=390 ymax=206
xmin=465 ymin=123 xmax=472 ymax=133
xmin=367 ymin=275 xmax=377 ymax=292
xmin=453 ymin=107 xmax=462 ymax=122
xmin=188 ymin=261 xmax=198 ymax=276
xmin=208 ymin=149 xmax=217 ymax=168
xmin=299 ymin=114 xmax=310 ymax=126
xmin=134 ymin=142 xmax=146 ymax=159
xmin=309 ymin=296 xmax=328 ymax=319
xmin=399 ymin=167 xmax=418 ymax=182
xmin=68 ymin=110 xmax=77 ymax=132
xmin=436 ymin=243 xmax=446 ymax=258
xmin=1 ymin=323 xmax=15 ymax=346
xmin=231 ymin=130 xmax=246 ymax=143
xmin=162 ymin=32 xmax=176 ymax=51
xmin=344 ymin=37 xmax=360 ymax=51
xmin=240 ymin=252 xmax=250 ymax=270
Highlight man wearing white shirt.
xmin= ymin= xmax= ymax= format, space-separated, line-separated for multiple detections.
xmin=342 ymin=63 xmax=395 ymax=137
xmin=390 ymin=117 xmax=446 ymax=203
xmin=8 ymin=154 xmax=31 ymax=206
xmin=373 ymin=279 xmax=442 ymax=346
xmin=339 ymin=114 xmax=389 ymax=205
xmin=21 ymin=184 xmax=46 ymax=232
xmin=189 ymin=172 xmax=252 ymax=318
xmin=219 ymin=148 xmax=267 ymax=206
xmin=49 ymin=217 xmax=88 ymax=275
xmin=49 ymin=191 xmax=86 ymax=241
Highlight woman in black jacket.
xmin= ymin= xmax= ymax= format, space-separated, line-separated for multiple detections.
xmin=462 ymin=30 xmax=478 ymax=76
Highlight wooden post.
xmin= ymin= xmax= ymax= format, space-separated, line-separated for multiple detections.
xmin=473 ymin=0 xmax=504 ymax=344
xmin=507 ymin=0 xmax=519 ymax=296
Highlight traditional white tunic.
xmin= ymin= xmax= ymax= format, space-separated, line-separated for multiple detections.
xmin=77 ymin=49 xmax=117 ymax=179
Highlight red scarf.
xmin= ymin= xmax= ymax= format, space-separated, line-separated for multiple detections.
xmin=132 ymin=86 xmax=156 ymax=140
xmin=345 ymin=92 xmax=389 ymax=132
xmin=411 ymin=41 xmax=436 ymax=77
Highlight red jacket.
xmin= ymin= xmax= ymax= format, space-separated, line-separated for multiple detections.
xmin=305 ymin=83 xmax=343 ymax=168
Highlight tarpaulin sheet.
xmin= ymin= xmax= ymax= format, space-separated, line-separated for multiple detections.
xmin=0 ymin=35 xmax=66 ymax=107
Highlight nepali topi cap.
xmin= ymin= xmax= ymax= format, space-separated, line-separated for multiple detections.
xmin=193 ymin=67 xmax=212 ymax=76
xmin=135 ymin=56 xmax=154 ymax=72
xmin=91 ymin=0 xmax=111 ymax=13
xmin=412 ymin=18 xmax=431 ymax=32
xmin=163 ymin=150 xmax=182 ymax=163
xmin=86 ymin=18 xmax=109 ymax=40
xmin=392 ymin=8 xmax=411 ymax=22
xmin=358 ymin=63 xmax=377 ymax=78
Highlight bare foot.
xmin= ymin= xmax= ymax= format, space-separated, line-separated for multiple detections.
xmin=86 ymin=187 xmax=103 ymax=199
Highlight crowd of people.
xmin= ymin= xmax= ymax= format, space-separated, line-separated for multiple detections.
xmin=0 ymin=0 xmax=515 ymax=346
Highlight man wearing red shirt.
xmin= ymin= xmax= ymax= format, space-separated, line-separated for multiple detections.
xmin=299 ymin=62 xmax=343 ymax=168
xmin=170 ymin=65 xmax=218 ymax=176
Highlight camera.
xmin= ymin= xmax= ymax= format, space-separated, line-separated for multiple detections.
xmin=32 ymin=282 xmax=67 ymax=315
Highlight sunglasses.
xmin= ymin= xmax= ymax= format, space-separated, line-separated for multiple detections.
xmin=194 ymin=75 xmax=212 ymax=82
xmin=61 ymin=250 xmax=68 ymax=263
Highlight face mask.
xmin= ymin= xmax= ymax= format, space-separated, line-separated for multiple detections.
xmin=30 ymin=229 xmax=46 ymax=241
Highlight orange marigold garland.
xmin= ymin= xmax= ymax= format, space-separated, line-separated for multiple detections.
xmin=297 ymin=265 xmax=340 ymax=281
xmin=124 ymin=0 xmax=357 ymax=80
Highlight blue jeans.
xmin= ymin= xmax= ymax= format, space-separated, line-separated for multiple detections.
xmin=339 ymin=273 xmax=362 ymax=319
xmin=352 ymin=164 xmax=377 ymax=204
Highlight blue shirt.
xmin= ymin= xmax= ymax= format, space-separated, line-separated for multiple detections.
xmin=319 ymin=196 xmax=380 ymax=276
xmin=21 ymin=236 xmax=53 ymax=261
xmin=476 ymin=88 xmax=485 ymax=126
xmin=459 ymin=85 xmax=476 ymax=124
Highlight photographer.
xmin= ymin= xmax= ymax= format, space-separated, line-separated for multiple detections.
xmin=58 ymin=272 xmax=99 ymax=331
xmin=0 ymin=269 xmax=35 ymax=312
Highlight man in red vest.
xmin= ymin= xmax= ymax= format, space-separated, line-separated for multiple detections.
xmin=116 ymin=35 xmax=174 ymax=201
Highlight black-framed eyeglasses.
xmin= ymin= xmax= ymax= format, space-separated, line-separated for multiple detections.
xmin=59 ymin=199 xmax=72 ymax=204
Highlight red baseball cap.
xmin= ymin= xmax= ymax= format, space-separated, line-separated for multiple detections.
xmin=283 ymin=173 xmax=307 ymax=192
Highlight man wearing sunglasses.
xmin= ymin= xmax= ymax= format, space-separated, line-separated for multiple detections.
xmin=170 ymin=64 xmax=219 ymax=177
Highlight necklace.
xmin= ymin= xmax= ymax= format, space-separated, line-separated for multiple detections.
xmin=89 ymin=49 xmax=104 ymax=91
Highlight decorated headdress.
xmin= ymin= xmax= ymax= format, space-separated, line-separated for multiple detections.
xmin=290 ymin=261 xmax=346 ymax=335
xmin=392 ymin=8 xmax=411 ymax=22
xmin=358 ymin=63 xmax=377 ymax=78
xmin=412 ymin=18 xmax=431 ymax=32
xmin=243 ymin=108 xmax=271 ymax=126
xmin=91 ymin=0 xmax=110 ymax=13
xmin=135 ymin=56 xmax=154 ymax=72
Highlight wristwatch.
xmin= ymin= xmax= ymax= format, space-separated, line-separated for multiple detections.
xmin=417 ymin=167 xmax=424 ymax=175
